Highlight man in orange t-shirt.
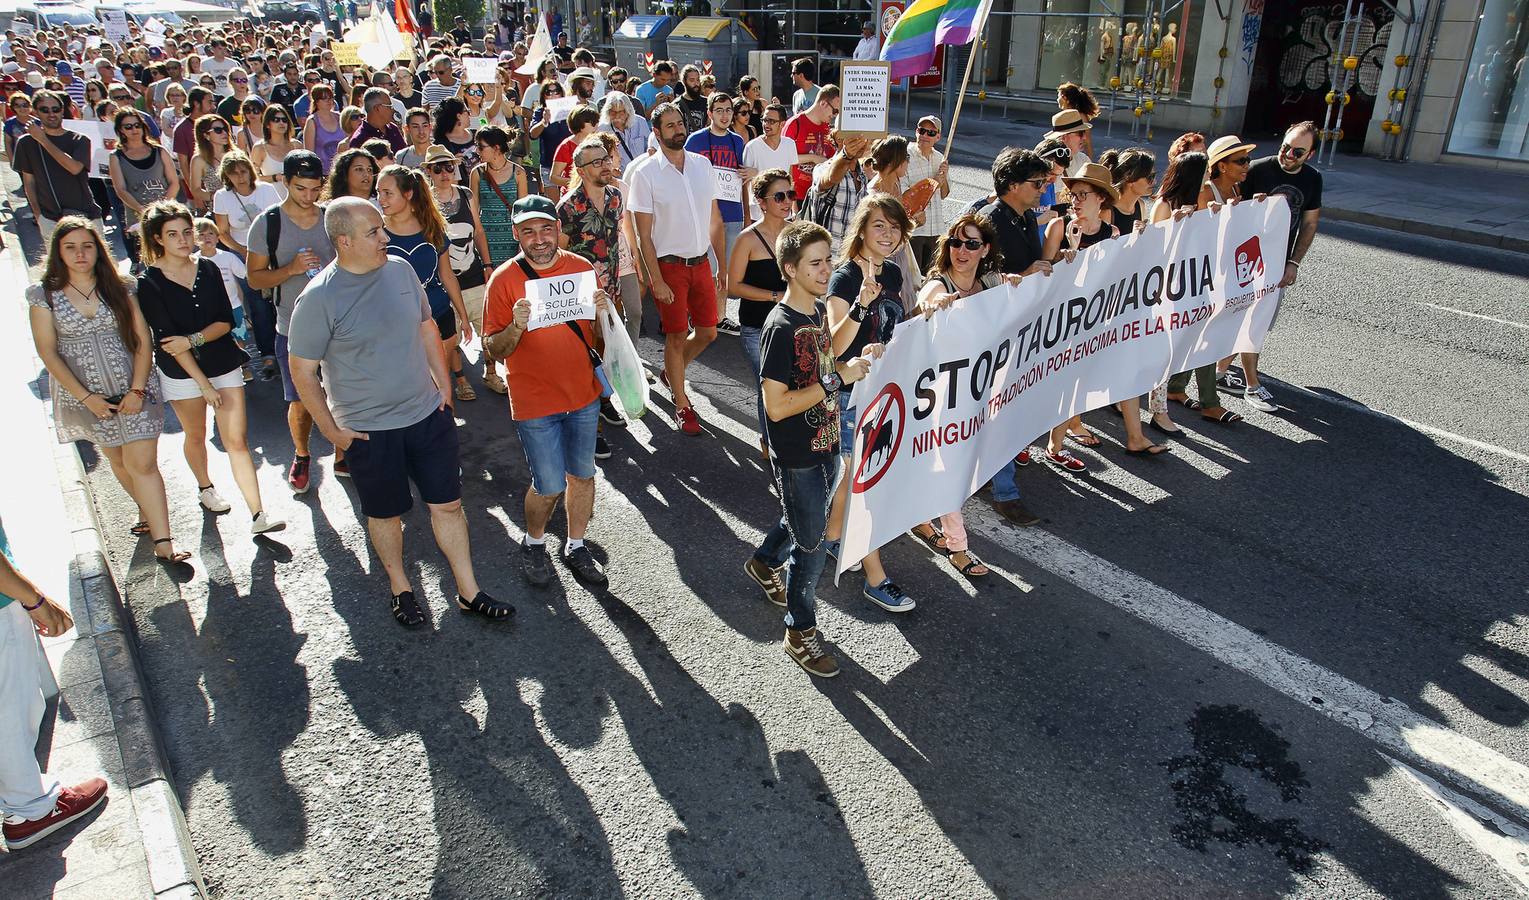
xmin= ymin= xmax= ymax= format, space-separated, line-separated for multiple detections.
xmin=483 ymin=195 xmax=612 ymax=589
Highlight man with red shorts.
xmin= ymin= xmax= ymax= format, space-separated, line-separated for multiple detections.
xmin=627 ymin=102 xmax=726 ymax=435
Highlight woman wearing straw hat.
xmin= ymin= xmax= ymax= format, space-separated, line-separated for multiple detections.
xmin=1199 ymin=134 xmax=1255 ymax=207
xmin=1044 ymin=108 xmax=1093 ymax=175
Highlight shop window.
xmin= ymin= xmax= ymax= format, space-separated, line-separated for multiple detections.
xmin=1448 ymin=0 xmax=1529 ymax=160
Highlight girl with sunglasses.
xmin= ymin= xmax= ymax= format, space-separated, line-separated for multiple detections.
xmin=426 ymin=144 xmax=489 ymax=393
xmin=527 ymin=79 xmax=568 ymax=195
xmin=433 ymin=96 xmax=480 ymax=181
xmin=233 ymin=96 xmax=266 ymax=156
xmin=908 ymin=214 xmax=1029 ymax=577
xmin=4 ymin=94 xmax=33 ymax=160
xmin=250 ymin=104 xmax=296 ymax=189
xmin=108 ymin=108 xmax=178 ymax=268
xmin=188 ymin=114 xmax=232 ymax=214
xmin=467 ymin=125 xmax=527 ymax=395
xmin=727 ymin=168 xmax=795 ymax=456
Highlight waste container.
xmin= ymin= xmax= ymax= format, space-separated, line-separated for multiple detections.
xmin=612 ymin=15 xmax=678 ymax=77
xmin=666 ymin=17 xmax=758 ymax=88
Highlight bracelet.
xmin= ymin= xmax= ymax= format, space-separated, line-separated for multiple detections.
xmin=130 ymin=387 xmax=147 ymax=398
xmin=820 ymin=370 xmax=844 ymax=396
xmin=190 ymin=331 xmax=206 ymax=348
xmin=20 ymin=593 xmax=45 ymax=611
xmin=82 ymin=391 xmax=98 ymax=402
xmin=1289 ymin=259 xmax=1301 ymax=268
xmin=848 ymin=303 xmax=870 ymax=322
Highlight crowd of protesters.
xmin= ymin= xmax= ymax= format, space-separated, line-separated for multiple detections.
xmin=3 ymin=10 xmax=1324 ymax=848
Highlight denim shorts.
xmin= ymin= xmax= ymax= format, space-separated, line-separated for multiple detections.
xmin=513 ymin=399 xmax=600 ymax=496
xmin=838 ymin=389 xmax=856 ymax=458
xmin=275 ymin=333 xmax=302 ymax=403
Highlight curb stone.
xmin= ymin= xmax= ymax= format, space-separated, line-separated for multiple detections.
xmin=8 ymin=233 xmax=208 ymax=899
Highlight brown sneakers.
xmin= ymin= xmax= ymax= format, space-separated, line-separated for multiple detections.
xmin=744 ymin=557 xmax=787 ymax=607
xmin=784 ymin=627 xmax=840 ymax=678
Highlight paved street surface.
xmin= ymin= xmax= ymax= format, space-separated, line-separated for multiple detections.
xmin=73 ymin=161 xmax=1529 ymax=898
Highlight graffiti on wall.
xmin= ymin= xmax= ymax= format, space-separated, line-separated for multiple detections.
xmin=1277 ymin=5 xmax=1393 ymax=98
xmin=1241 ymin=0 xmax=1265 ymax=74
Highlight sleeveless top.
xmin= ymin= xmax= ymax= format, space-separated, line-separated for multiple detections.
xmin=255 ymin=141 xmax=288 ymax=179
xmin=199 ymin=153 xmax=223 ymax=199
xmin=739 ymin=227 xmax=786 ymax=329
xmin=1063 ymin=215 xmax=1116 ymax=250
xmin=385 ymin=228 xmax=451 ymax=317
xmin=309 ymin=113 xmax=344 ymax=174
xmin=440 ymin=185 xmax=485 ymax=290
xmin=1112 ymin=197 xmax=1146 ymax=234
xmin=474 ymin=163 xmax=521 ymax=266
xmin=112 ymin=147 xmax=170 ymax=223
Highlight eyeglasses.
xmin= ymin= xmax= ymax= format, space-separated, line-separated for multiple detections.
xmin=1071 ymin=189 xmax=1098 ymax=201
xmin=917 ymin=127 xmax=939 ymax=137
xmin=765 ymin=190 xmax=792 ymax=203
xmin=1228 ymin=156 xmax=1251 ymax=166
xmin=575 ymin=153 xmax=609 ymax=167
xmin=1280 ymin=144 xmax=1308 ymax=158
xmin=950 ymin=238 xmax=985 ymax=250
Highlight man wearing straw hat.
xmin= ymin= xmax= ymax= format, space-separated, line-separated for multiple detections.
xmin=1045 ymin=109 xmax=1092 ymax=175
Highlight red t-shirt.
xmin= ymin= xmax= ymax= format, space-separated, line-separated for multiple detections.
xmin=553 ymin=134 xmax=579 ymax=178
xmin=782 ymin=112 xmax=833 ymax=200
xmin=482 ymin=251 xmax=602 ymax=421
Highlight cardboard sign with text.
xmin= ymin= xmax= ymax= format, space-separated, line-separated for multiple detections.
xmin=839 ymin=60 xmax=891 ymax=140
xmin=712 ymin=166 xmax=741 ymax=203
xmin=526 ymin=270 xmax=597 ymax=330
xmin=332 ymin=42 xmax=362 ymax=67
xmin=463 ymin=57 xmax=498 ymax=84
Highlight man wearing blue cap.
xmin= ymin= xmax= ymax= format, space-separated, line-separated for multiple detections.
xmin=55 ymin=61 xmax=84 ymax=111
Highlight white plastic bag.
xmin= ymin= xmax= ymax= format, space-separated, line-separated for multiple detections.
xmin=599 ymin=304 xmax=647 ymax=419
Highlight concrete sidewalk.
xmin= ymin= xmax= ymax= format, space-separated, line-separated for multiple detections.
xmin=900 ymin=95 xmax=1529 ymax=254
xmin=0 ymin=206 xmax=205 ymax=897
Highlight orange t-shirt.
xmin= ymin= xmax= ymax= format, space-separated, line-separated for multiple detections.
xmin=483 ymin=251 xmax=603 ymax=421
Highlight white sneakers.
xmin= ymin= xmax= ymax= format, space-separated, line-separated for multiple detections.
xmin=198 ymin=486 xmax=231 ymax=513
xmin=251 ymin=511 xmax=287 ymax=535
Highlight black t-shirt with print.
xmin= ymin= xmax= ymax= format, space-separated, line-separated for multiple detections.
xmin=1241 ymin=156 xmax=1322 ymax=254
xmin=759 ymin=300 xmax=840 ymax=468
xmin=826 ymin=258 xmax=903 ymax=363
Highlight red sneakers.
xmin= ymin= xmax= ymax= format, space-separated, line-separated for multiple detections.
xmin=287 ymin=456 xmax=311 ymax=494
xmin=676 ymin=406 xmax=702 ymax=436
xmin=3 ymin=777 xmax=108 ymax=851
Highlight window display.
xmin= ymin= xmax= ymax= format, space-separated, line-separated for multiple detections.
xmin=1447 ymin=0 xmax=1528 ymax=161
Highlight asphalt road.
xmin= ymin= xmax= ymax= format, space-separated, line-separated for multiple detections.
xmin=52 ymin=167 xmax=1529 ymax=899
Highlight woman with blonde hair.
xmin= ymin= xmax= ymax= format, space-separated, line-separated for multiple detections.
xmin=377 ymin=164 xmax=475 ymax=401
xmin=187 ymin=115 xmax=231 ymax=214
xmin=27 ymin=219 xmax=186 ymax=564
xmin=334 ymin=105 xmax=365 ymax=154
xmin=136 ymin=201 xmax=285 ymax=536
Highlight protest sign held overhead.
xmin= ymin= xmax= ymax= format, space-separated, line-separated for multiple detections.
xmin=838 ymin=61 xmax=892 ymax=140
xmin=837 ymin=198 xmax=1292 ymax=575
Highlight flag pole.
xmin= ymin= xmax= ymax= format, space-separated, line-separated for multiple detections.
xmin=942 ymin=2 xmax=993 ymax=162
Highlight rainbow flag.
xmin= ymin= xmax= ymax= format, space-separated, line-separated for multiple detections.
xmin=880 ymin=0 xmax=994 ymax=81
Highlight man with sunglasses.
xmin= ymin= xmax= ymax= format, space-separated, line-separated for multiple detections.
xmin=11 ymin=89 xmax=102 ymax=243
xmin=1234 ymin=120 xmax=1322 ymax=413
xmin=216 ymin=67 xmax=253 ymax=124
xmin=423 ymin=55 xmax=458 ymax=110
xmin=742 ymin=102 xmax=798 ymax=219
xmin=905 ymin=115 xmax=951 ymax=271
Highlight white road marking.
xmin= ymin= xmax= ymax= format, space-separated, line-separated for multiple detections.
xmin=1418 ymin=301 xmax=1529 ymax=331
xmin=1288 ymin=385 xmax=1529 ymax=466
xmin=960 ymin=510 xmax=1529 ymax=827
xmin=1387 ymin=754 xmax=1529 ymax=896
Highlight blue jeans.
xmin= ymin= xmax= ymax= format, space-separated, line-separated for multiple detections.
xmin=513 ymin=399 xmax=600 ymax=496
xmin=754 ymin=456 xmax=840 ymax=631
xmin=992 ymin=460 xmax=1020 ymax=502
xmin=739 ymin=324 xmax=766 ymax=439
xmin=238 ymin=277 xmax=277 ymax=358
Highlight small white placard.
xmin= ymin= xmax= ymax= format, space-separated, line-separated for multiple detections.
xmin=712 ymin=166 xmax=741 ymax=203
xmin=100 ymin=9 xmax=130 ymax=43
xmin=463 ymin=57 xmax=497 ymax=84
xmin=144 ymin=16 xmax=166 ymax=33
xmin=526 ymin=270 xmax=596 ymax=330
xmin=546 ymin=95 xmax=577 ymax=123
xmin=838 ymin=60 xmax=891 ymax=138
xmin=62 ymin=119 xmax=114 ymax=178
xmin=143 ymin=31 xmax=166 ymax=48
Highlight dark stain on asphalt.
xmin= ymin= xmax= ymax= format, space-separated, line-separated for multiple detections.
xmin=1163 ymin=704 xmax=1327 ymax=872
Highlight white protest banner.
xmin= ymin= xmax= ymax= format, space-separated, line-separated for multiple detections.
xmin=838 ymin=60 xmax=891 ymax=139
xmin=100 ymin=9 xmax=130 ymax=44
xmin=546 ymin=95 xmax=577 ymax=122
xmin=712 ymin=166 xmax=741 ymax=203
xmin=837 ymin=199 xmax=1292 ymax=575
xmin=526 ymin=270 xmax=597 ymax=330
xmin=62 ymin=120 xmax=115 ymax=178
xmin=309 ymin=23 xmax=327 ymax=49
xmin=11 ymin=21 xmax=34 ymax=37
xmin=463 ymin=56 xmax=497 ymax=84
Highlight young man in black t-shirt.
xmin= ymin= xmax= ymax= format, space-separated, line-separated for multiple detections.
xmin=1236 ymin=120 xmax=1323 ymax=412
xmin=745 ymin=221 xmax=879 ymax=679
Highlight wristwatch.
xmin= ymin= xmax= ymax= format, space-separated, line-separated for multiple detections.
xmin=820 ymin=370 xmax=844 ymax=395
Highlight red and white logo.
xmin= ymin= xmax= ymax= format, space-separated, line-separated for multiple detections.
xmin=702 ymin=59 xmax=714 ymax=75
xmin=851 ymin=384 xmax=905 ymax=494
xmin=643 ymin=52 xmax=655 ymax=71
xmin=1235 ymin=236 xmax=1264 ymax=288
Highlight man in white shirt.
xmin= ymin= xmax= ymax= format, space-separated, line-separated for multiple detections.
xmin=627 ymin=102 xmax=726 ymax=437
xmin=741 ymin=102 xmax=799 ymax=218
xmin=852 ymin=22 xmax=880 ymax=61
xmin=199 ymin=37 xmax=239 ymax=94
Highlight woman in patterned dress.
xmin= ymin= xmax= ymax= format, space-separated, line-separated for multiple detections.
xmin=26 ymin=219 xmax=189 ymax=565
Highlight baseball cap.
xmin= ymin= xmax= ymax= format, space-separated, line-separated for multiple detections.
xmin=510 ymin=194 xmax=557 ymax=225
xmin=283 ymin=150 xmax=324 ymax=179
xmin=56 ymin=61 xmax=73 ymax=75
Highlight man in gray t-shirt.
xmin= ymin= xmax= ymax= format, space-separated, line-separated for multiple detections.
xmin=245 ymin=152 xmax=337 ymax=494
xmin=288 ymin=198 xmax=510 ymax=627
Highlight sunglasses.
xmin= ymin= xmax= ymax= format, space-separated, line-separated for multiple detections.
xmin=763 ymin=117 xmax=782 ymax=126
xmin=208 ymin=125 xmax=227 ymax=133
xmin=35 ymin=105 xmax=63 ymax=113
xmin=271 ymin=116 xmax=289 ymax=123
xmin=120 ymin=121 xmax=143 ymax=130
xmin=1280 ymin=144 xmax=1308 ymax=158
xmin=1024 ymin=177 xmax=1047 ymax=189
xmin=232 ymin=77 xmax=248 ymax=83
xmin=12 ymin=100 xmax=31 ymax=107
xmin=951 ymin=238 xmax=985 ymax=250
xmin=428 ymin=162 xmax=455 ymax=172
xmin=305 ymin=76 xmax=320 ymax=83
xmin=917 ymin=127 xmax=939 ymax=137
xmin=1228 ymin=156 xmax=1251 ymax=166
xmin=764 ymin=190 xmax=792 ymax=203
